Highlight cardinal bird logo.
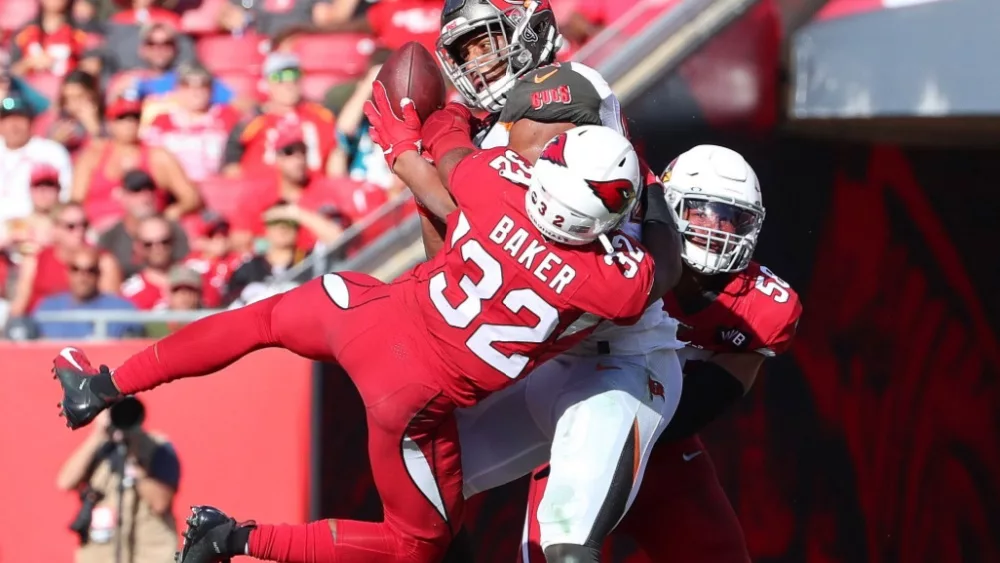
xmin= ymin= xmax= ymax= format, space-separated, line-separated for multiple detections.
xmin=539 ymin=134 xmax=569 ymax=167
xmin=585 ymin=178 xmax=635 ymax=213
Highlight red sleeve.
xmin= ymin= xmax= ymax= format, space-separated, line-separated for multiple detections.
xmin=592 ymin=232 xmax=655 ymax=324
xmin=112 ymin=279 xmax=338 ymax=395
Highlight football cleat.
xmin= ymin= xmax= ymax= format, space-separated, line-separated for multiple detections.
xmin=176 ymin=506 xmax=255 ymax=563
xmin=53 ymin=347 xmax=119 ymax=429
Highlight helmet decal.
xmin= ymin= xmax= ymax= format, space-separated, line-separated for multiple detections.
xmin=585 ymin=178 xmax=635 ymax=214
xmin=539 ymin=133 xmax=569 ymax=167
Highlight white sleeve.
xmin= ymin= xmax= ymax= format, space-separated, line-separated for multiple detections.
xmin=568 ymin=62 xmax=628 ymax=136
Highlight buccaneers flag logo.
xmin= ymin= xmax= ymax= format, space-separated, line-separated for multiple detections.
xmin=539 ymin=133 xmax=569 ymax=167
xmin=585 ymin=178 xmax=635 ymax=213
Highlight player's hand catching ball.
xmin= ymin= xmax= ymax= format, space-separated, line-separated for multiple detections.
xmin=421 ymin=102 xmax=477 ymax=163
xmin=363 ymin=81 xmax=422 ymax=171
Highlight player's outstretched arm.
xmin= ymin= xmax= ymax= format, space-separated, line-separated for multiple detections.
xmin=108 ymin=281 xmax=338 ymax=396
xmin=393 ymin=151 xmax=458 ymax=220
xmin=640 ymin=179 xmax=684 ymax=306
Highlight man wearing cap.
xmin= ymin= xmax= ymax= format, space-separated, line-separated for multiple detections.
xmin=1 ymin=163 xmax=64 ymax=253
xmin=222 ymin=52 xmax=337 ymax=178
xmin=182 ymin=211 xmax=246 ymax=308
xmin=98 ymin=170 xmax=191 ymax=279
xmin=142 ymin=62 xmax=241 ymax=181
xmin=229 ymin=120 xmax=347 ymax=253
xmin=0 ymin=94 xmax=73 ymax=227
xmin=166 ymin=264 xmax=203 ymax=310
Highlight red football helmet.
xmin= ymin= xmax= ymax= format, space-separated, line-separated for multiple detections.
xmin=437 ymin=0 xmax=563 ymax=113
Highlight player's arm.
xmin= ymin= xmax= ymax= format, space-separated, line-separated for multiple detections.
xmin=393 ymin=151 xmax=458 ymax=220
xmin=640 ymin=176 xmax=684 ymax=305
xmin=105 ymin=279 xmax=339 ymax=396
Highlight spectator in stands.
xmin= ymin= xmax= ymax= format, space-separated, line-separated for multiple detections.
xmin=226 ymin=201 xmax=308 ymax=306
xmin=7 ymin=202 xmax=121 ymax=319
xmin=98 ymin=169 xmax=190 ymax=278
xmin=110 ymin=0 xmax=183 ymax=27
xmin=120 ymin=214 xmax=186 ymax=310
xmin=72 ymin=0 xmax=106 ymax=33
xmin=34 ymin=246 xmax=143 ymax=339
xmin=0 ymin=52 xmax=51 ymax=115
xmin=561 ymin=0 xmax=631 ymax=44
xmin=166 ymin=264 xmax=201 ymax=310
xmin=103 ymin=16 xmax=195 ymax=77
xmin=47 ymin=69 xmax=104 ymax=155
xmin=217 ymin=0 xmax=329 ymax=37
xmin=142 ymin=62 xmax=241 ymax=182
xmin=229 ymin=121 xmax=345 ymax=252
xmin=316 ymin=0 xmax=441 ymax=53
xmin=0 ymin=93 xmax=73 ymax=227
xmin=183 ymin=211 xmax=245 ymax=308
xmin=328 ymin=57 xmax=402 ymax=197
xmin=8 ymin=0 xmax=92 ymax=78
xmin=56 ymin=398 xmax=179 ymax=563
xmin=2 ymin=163 xmax=63 ymax=255
xmin=136 ymin=37 xmax=233 ymax=112
xmin=72 ymin=91 xmax=202 ymax=231
xmin=222 ymin=52 xmax=337 ymax=178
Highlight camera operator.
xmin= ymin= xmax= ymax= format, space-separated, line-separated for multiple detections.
xmin=56 ymin=396 xmax=180 ymax=563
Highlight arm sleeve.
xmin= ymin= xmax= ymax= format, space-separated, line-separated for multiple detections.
xmin=111 ymin=278 xmax=338 ymax=395
xmin=147 ymin=443 xmax=181 ymax=490
xmin=222 ymin=120 xmax=250 ymax=166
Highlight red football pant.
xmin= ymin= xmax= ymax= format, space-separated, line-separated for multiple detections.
xmin=114 ymin=273 xmax=465 ymax=563
xmin=519 ymin=435 xmax=750 ymax=563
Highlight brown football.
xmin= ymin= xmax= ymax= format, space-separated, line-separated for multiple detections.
xmin=374 ymin=42 xmax=446 ymax=122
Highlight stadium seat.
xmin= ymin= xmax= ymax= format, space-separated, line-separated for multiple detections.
xmin=287 ymin=34 xmax=375 ymax=77
xmin=300 ymin=73 xmax=353 ymax=103
xmin=24 ymin=72 xmax=62 ymax=101
xmin=181 ymin=0 xmax=226 ymax=35
xmin=0 ymin=0 xmax=37 ymax=31
xmin=196 ymin=34 xmax=266 ymax=75
xmin=197 ymin=175 xmax=271 ymax=219
xmin=215 ymin=71 xmax=261 ymax=102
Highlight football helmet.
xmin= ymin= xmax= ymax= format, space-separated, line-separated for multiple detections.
xmin=662 ymin=145 xmax=765 ymax=274
xmin=526 ymin=126 xmax=640 ymax=251
xmin=437 ymin=0 xmax=562 ymax=113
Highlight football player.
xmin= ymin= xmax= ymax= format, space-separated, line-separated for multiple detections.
xmin=519 ymin=145 xmax=803 ymax=563
xmin=53 ymin=112 xmax=682 ymax=563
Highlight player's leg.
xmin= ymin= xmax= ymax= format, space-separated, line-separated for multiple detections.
xmin=526 ymin=349 xmax=683 ymax=563
xmin=614 ymin=435 xmax=751 ymax=563
xmin=517 ymin=465 xmax=550 ymax=563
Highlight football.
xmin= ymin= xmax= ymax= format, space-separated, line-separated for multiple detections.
xmin=374 ymin=41 xmax=446 ymax=122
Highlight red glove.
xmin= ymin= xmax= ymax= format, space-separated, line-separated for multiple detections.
xmin=363 ymin=80 xmax=422 ymax=170
xmin=421 ymin=102 xmax=477 ymax=163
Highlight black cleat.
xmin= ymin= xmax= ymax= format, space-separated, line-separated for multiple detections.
xmin=53 ymin=348 xmax=119 ymax=430
xmin=176 ymin=506 xmax=255 ymax=563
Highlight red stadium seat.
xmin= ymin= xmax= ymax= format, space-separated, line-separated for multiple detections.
xmin=197 ymin=175 xmax=272 ymax=219
xmin=215 ymin=71 xmax=261 ymax=102
xmin=181 ymin=0 xmax=227 ymax=35
xmin=300 ymin=73 xmax=354 ymax=103
xmin=24 ymin=72 xmax=62 ymax=101
xmin=196 ymin=34 xmax=266 ymax=75
xmin=287 ymin=34 xmax=375 ymax=77
xmin=0 ymin=0 xmax=37 ymax=31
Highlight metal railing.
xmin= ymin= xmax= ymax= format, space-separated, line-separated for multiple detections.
xmin=31 ymin=309 xmax=225 ymax=340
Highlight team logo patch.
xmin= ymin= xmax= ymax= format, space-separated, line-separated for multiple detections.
xmin=539 ymin=133 xmax=569 ymax=167
xmin=585 ymin=178 xmax=635 ymax=213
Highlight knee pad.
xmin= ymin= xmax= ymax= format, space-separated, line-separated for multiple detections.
xmin=543 ymin=543 xmax=601 ymax=563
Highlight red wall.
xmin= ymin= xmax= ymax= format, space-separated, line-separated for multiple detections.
xmin=0 ymin=342 xmax=314 ymax=563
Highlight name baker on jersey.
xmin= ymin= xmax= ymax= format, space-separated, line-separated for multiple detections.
xmin=489 ymin=215 xmax=577 ymax=295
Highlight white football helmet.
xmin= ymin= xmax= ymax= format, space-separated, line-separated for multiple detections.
xmin=662 ymin=145 xmax=765 ymax=274
xmin=526 ymin=126 xmax=640 ymax=251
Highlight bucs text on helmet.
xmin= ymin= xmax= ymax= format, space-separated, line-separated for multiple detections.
xmin=661 ymin=145 xmax=765 ymax=275
xmin=526 ymin=126 xmax=640 ymax=252
xmin=438 ymin=0 xmax=563 ymax=113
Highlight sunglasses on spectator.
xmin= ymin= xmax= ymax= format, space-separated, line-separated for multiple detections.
xmin=115 ymin=112 xmax=142 ymax=121
xmin=142 ymin=238 xmax=173 ymax=248
xmin=31 ymin=181 xmax=60 ymax=189
xmin=268 ymin=68 xmax=302 ymax=83
xmin=59 ymin=221 xmax=88 ymax=231
xmin=144 ymin=38 xmax=175 ymax=48
xmin=279 ymin=143 xmax=307 ymax=156
xmin=70 ymin=264 xmax=100 ymax=275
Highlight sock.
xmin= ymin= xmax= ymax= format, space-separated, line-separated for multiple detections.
xmin=91 ymin=367 xmax=123 ymax=401
xmin=229 ymin=525 xmax=253 ymax=555
xmin=248 ymin=521 xmax=338 ymax=563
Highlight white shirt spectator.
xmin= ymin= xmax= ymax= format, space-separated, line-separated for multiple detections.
xmin=0 ymin=136 xmax=73 ymax=224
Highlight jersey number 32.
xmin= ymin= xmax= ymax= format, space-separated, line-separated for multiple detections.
xmin=429 ymin=213 xmax=559 ymax=379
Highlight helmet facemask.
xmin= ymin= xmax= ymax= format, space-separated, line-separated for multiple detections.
xmin=669 ymin=193 xmax=764 ymax=274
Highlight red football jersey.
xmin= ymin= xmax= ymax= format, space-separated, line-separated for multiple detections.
xmin=238 ymin=103 xmax=337 ymax=176
xmin=366 ymin=0 xmax=442 ymax=53
xmin=121 ymin=272 xmax=168 ymax=311
xmin=183 ymin=252 xmax=247 ymax=308
xmin=663 ymin=261 xmax=802 ymax=356
xmin=403 ymin=147 xmax=655 ymax=406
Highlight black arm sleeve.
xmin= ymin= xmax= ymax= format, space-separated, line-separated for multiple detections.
xmin=222 ymin=121 xmax=249 ymax=166
xmin=659 ymin=360 xmax=744 ymax=442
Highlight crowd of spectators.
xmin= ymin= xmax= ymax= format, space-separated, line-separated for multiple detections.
xmin=0 ymin=0 xmax=629 ymax=341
